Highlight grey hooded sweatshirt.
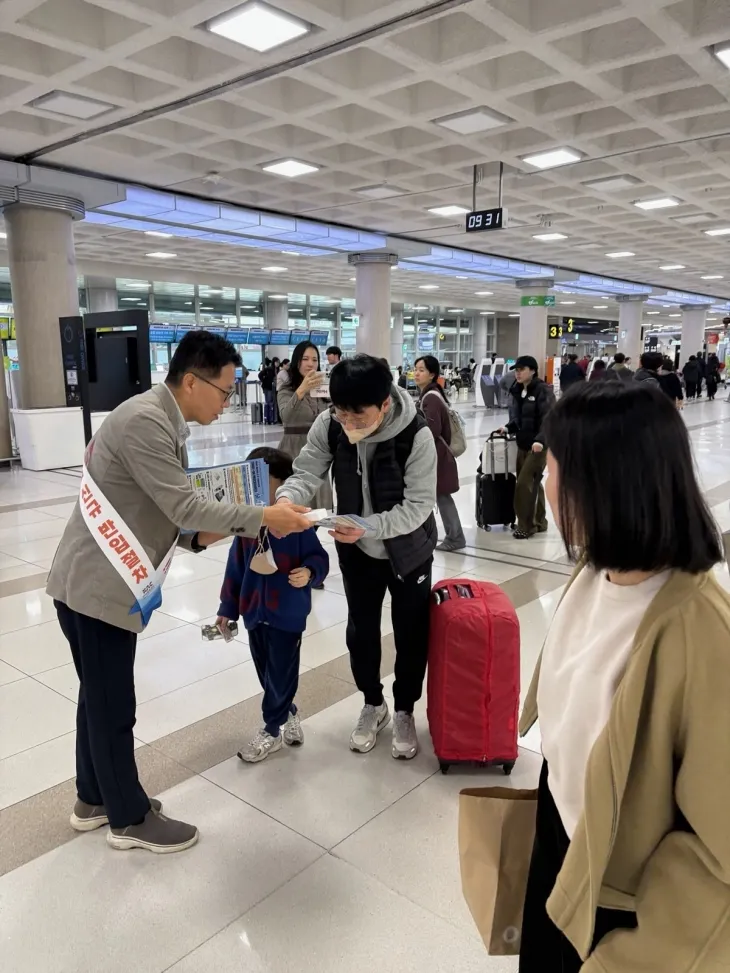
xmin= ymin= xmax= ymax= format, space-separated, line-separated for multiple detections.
xmin=276 ymin=385 xmax=437 ymax=562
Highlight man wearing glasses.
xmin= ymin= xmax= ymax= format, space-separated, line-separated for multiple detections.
xmin=276 ymin=355 xmax=437 ymax=761
xmin=47 ymin=331 xmax=312 ymax=855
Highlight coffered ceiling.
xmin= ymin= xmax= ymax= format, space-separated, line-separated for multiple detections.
xmin=1 ymin=0 xmax=730 ymax=299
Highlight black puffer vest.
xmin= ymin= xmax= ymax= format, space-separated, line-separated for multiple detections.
xmin=327 ymin=413 xmax=437 ymax=579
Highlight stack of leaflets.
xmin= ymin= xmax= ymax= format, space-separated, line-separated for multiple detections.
xmin=312 ymin=513 xmax=376 ymax=533
xmin=187 ymin=457 xmax=269 ymax=507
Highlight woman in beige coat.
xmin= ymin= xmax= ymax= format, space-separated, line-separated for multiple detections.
xmin=277 ymin=341 xmax=333 ymax=511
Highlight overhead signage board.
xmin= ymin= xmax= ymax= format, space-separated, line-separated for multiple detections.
xmin=465 ymin=207 xmax=508 ymax=233
xmin=149 ymin=325 xmax=176 ymax=343
xmin=226 ymin=328 xmax=250 ymax=343
xmin=309 ymin=331 xmax=329 ymax=346
xmin=269 ymin=330 xmax=292 ymax=345
xmin=175 ymin=325 xmax=195 ymax=342
xmin=561 ymin=316 xmax=618 ymax=336
xmin=521 ymin=295 xmax=556 ymax=307
xmin=248 ymin=329 xmax=270 ymax=345
xmin=205 ymin=326 xmax=226 ymax=337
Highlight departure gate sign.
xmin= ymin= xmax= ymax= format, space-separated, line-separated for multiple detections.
xmin=465 ymin=207 xmax=507 ymax=233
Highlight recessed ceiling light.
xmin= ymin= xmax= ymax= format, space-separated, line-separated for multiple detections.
xmin=354 ymin=184 xmax=403 ymax=199
xmin=447 ymin=308 xmax=465 ymax=313
xmin=533 ymin=232 xmax=568 ymax=241
xmin=121 ymin=297 xmax=141 ymax=302
xmin=701 ymin=274 xmax=724 ymax=279
xmin=268 ymin=294 xmax=288 ymax=299
xmin=634 ymin=196 xmax=680 ymax=210
xmin=582 ymin=174 xmax=642 ymax=191
xmin=711 ymin=41 xmax=730 ymax=70
xmin=29 ymin=90 xmax=116 ymax=119
xmin=419 ymin=285 xmax=439 ymax=290
xmin=184 ymin=301 xmax=193 ymax=306
xmin=669 ymin=313 xmax=681 ymax=318
xmin=508 ymin=313 xmax=520 ymax=317
xmin=522 ymin=147 xmax=582 ymax=170
xmin=262 ymin=266 xmax=287 ymax=272
xmin=479 ymin=311 xmax=493 ymax=315
xmin=146 ymin=251 xmax=177 ymax=259
xmin=349 ymin=277 xmax=356 ymax=281
xmin=433 ymin=106 xmax=511 ymax=134
xmin=0 ymin=232 xmax=6 ymax=239
xmin=262 ymin=159 xmax=319 ymax=178
xmin=659 ymin=264 xmax=685 ymax=270
xmin=428 ymin=205 xmax=470 ymax=217
xmin=475 ymin=290 xmax=493 ymax=296
xmin=646 ymin=311 xmax=660 ymax=315
xmin=606 ymin=251 xmax=635 ymax=258
xmin=144 ymin=230 xmax=174 ymax=239
xmin=674 ymin=214 xmax=712 ymax=224
xmin=200 ymin=306 xmax=214 ymax=310
xmin=559 ymin=301 xmax=576 ymax=305
xmin=412 ymin=305 xmax=429 ymax=310
xmin=206 ymin=1 xmax=310 ymax=53
xmin=704 ymin=227 xmax=730 ymax=236
xmin=455 ymin=275 xmax=469 ymax=279
xmin=593 ymin=305 xmax=608 ymax=308
xmin=281 ymin=250 xmax=300 ymax=255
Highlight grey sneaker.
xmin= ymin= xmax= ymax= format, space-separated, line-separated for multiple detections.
xmin=436 ymin=539 xmax=466 ymax=552
xmin=350 ymin=702 xmax=390 ymax=753
xmin=283 ymin=710 xmax=304 ymax=747
xmin=237 ymin=728 xmax=283 ymax=763
xmin=106 ymin=809 xmax=198 ymax=854
xmin=392 ymin=711 xmax=419 ymax=760
xmin=70 ymin=797 xmax=162 ymax=832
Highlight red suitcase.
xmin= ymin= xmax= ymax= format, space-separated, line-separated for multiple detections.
xmin=427 ymin=578 xmax=520 ymax=775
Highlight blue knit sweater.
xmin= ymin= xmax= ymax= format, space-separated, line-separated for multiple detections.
xmin=217 ymin=528 xmax=329 ymax=633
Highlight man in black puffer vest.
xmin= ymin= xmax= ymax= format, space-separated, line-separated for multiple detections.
xmin=275 ymin=355 xmax=438 ymax=761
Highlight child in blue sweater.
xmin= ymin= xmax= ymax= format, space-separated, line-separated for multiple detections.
xmin=216 ymin=447 xmax=329 ymax=763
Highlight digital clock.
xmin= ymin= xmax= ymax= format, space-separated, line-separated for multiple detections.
xmin=465 ymin=207 xmax=508 ymax=233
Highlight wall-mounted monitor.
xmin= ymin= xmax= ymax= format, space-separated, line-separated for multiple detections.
xmin=309 ymin=331 xmax=329 ymax=346
xmin=149 ymin=325 xmax=176 ymax=343
xmin=248 ymin=329 xmax=271 ymax=345
xmin=226 ymin=328 xmax=250 ymax=343
xmin=269 ymin=330 xmax=292 ymax=345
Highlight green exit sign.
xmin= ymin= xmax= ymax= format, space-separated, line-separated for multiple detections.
xmin=520 ymin=295 xmax=556 ymax=307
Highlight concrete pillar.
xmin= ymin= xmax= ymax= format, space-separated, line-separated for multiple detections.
xmin=264 ymin=296 xmax=289 ymax=360
xmin=390 ymin=306 xmax=404 ymax=366
xmin=86 ymin=275 xmax=118 ymax=312
xmin=617 ymin=297 xmax=644 ymax=363
xmin=516 ymin=281 xmax=554 ymax=374
xmin=473 ymin=315 xmax=488 ymax=363
xmin=349 ymin=252 xmax=398 ymax=361
xmin=679 ymin=305 xmax=708 ymax=368
xmin=6 ymin=203 xmax=79 ymax=409
xmin=0 ymin=368 xmax=11 ymax=457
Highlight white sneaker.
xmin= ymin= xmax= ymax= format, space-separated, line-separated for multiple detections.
xmin=350 ymin=702 xmax=390 ymax=753
xmin=237 ymin=729 xmax=283 ymax=763
xmin=392 ymin=711 xmax=419 ymax=760
xmin=283 ymin=710 xmax=304 ymax=747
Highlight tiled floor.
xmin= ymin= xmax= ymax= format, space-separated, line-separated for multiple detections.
xmin=1 ymin=394 xmax=728 ymax=971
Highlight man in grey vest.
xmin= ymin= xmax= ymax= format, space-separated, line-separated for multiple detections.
xmin=276 ymin=355 xmax=437 ymax=761
xmin=47 ymin=331 xmax=311 ymax=854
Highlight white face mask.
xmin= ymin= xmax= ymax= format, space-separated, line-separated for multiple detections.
xmin=250 ymin=530 xmax=278 ymax=575
xmin=344 ymin=412 xmax=384 ymax=444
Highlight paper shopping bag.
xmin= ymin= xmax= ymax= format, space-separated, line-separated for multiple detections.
xmin=458 ymin=786 xmax=538 ymax=956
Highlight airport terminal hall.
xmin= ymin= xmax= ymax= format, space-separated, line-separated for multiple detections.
xmin=4 ymin=1 xmax=730 ymax=971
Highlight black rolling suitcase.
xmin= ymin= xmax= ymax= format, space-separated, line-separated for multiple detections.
xmin=250 ymin=402 xmax=263 ymax=424
xmin=476 ymin=432 xmax=516 ymax=531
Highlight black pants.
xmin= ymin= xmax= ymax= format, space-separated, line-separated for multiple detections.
xmin=520 ymin=762 xmax=636 ymax=972
xmin=685 ymin=381 xmax=697 ymax=399
xmin=337 ymin=543 xmax=432 ymax=714
xmin=55 ymin=601 xmax=150 ymax=829
xmin=248 ymin=624 xmax=301 ymax=736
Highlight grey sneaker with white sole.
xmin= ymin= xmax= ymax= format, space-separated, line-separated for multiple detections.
xmin=238 ymin=728 xmax=283 ymax=763
xmin=283 ymin=710 xmax=304 ymax=746
xmin=350 ymin=702 xmax=390 ymax=753
xmin=392 ymin=711 xmax=419 ymax=760
xmin=70 ymin=797 xmax=162 ymax=832
xmin=107 ymin=809 xmax=199 ymax=854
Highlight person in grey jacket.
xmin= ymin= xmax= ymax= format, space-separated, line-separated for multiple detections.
xmin=275 ymin=355 xmax=437 ymax=761
xmin=47 ymin=331 xmax=312 ymax=855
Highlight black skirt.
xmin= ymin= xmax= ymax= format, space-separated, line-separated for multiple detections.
xmin=519 ymin=762 xmax=637 ymax=972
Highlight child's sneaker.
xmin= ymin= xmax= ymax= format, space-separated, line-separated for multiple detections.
xmin=237 ymin=729 xmax=282 ymax=763
xmin=283 ymin=710 xmax=304 ymax=747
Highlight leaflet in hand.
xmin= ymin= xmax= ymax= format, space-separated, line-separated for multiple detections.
xmin=187 ymin=458 xmax=269 ymax=507
xmin=305 ymin=510 xmax=375 ymax=533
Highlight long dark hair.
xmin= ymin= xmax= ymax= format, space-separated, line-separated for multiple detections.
xmin=544 ymin=382 xmax=721 ymax=573
xmin=415 ymin=355 xmax=448 ymax=401
xmin=289 ymin=341 xmax=320 ymax=391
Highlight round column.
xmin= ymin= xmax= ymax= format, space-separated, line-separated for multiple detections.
xmin=680 ymin=305 xmax=708 ymax=368
xmin=390 ymin=305 xmax=404 ymax=366
xmin=6 ymin=201 xmax=81 ymax=409
xmin=86 ymin=275 xmax=118 ymax=312
xmin=349 ymin=252 xmax=397 ymax=361
xmin=264 ymin=296 xmax=289 ymax=359
xmin=617 ymin=297 xmax=644 ymax=362
xmin=472 ymin=314 xmax=488 ymax=364
xmin=516 ymin=282 xmax=554 ymax=374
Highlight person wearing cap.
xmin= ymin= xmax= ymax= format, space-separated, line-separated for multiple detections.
xmin=499 ymin=355 xmax=555 ymax=540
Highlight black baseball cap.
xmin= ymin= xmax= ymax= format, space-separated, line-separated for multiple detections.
xmin=511 ymin=355 xmax=538 ymax=372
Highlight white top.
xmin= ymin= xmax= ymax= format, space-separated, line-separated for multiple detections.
xmin=537 ymin=566 xmax=670 ymax=837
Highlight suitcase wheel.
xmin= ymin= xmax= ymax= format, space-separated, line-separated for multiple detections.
xmin=484 ymin=525 xmax=491 ymax=532
xmin=439 ymin=761 xmax=451 ymax=775
xmin=502 ymin=762 xmax=515 ymax=776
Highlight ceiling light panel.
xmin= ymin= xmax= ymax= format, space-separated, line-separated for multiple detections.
xmin=605 ymin=251 xmax=635 ymax=258
xmin=146 ymin=251 xmax=177 ymax=259
xmin=533 ymin=232 xmax=568 ymax=241
xmin=522 ymin=148 xmax=582 ymax=169
xmin=262 ymin=159 xmax=319 ymax=178
xmin=582 ymin=174 xmax=642 ymax=191
xmin=660 ymin=264 xmax=685 ymax=270
xmin=30 ymin=90 xmax=116 ymax=119
xmin=633 ymin=197 xmax=680 ymax=210
xmin=704 ymin=227 xmax=730 ymax=236
xmin=428 ymin=205 xmax=470 ymax=217
xmin=206 ymin=1 xmax=311 ymax=53
xmin=433 ymin=107 xmax=511 ymax=133
xmin=712 ymin=42 xmax=730 ymax=69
